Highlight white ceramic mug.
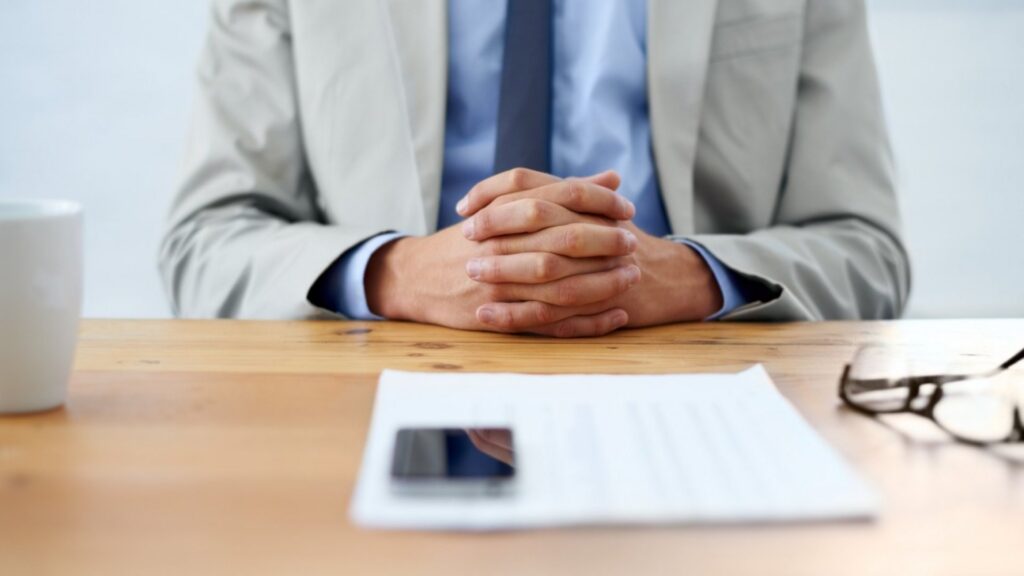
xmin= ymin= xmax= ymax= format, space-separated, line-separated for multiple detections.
xmin=0 ymin=199 xmax=82 ymax=414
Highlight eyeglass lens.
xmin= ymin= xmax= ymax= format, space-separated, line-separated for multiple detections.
xmin=844 ymin=345 xmax=1021 ymax=443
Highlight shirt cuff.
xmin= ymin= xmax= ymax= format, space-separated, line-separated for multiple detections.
xmin=681 ymin=240 xmax=751 ymax=321
xmin=308 ymin=232 xmax=406 ymax=320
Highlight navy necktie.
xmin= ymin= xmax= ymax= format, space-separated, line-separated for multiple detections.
xmin=493 ymin=0 xmax=553 ymax=174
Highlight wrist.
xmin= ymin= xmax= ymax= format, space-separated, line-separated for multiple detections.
xmin=635 ymin=236 xmax=722 ymax=324
xmin=365 ymin=236 xmax=415 ymax=319
xmin=683 ymin=243 xmax=724 ymax=320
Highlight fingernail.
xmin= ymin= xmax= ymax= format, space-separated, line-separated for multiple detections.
xmin=478 ymin=306 xmax=495 ymax=324
xmin=456 ymin=197 xmax=468 ymax=215
xmin=466 ymin=259 xmax=483 ymax=280
xmin=613 ymin=310 xmax=628 ymax=326
xmin=625 ymin=265 xmax=640 ymax=284
xmin=623 ymin=230 xmax=637 ymax=252
xmin=462 ymin=218 xmax=475 ymax=239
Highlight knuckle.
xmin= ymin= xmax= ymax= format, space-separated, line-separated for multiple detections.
xmin=482 ymin=257 xmax=500 ymax=281
xmin=524 ymin=199 xmax=546 ymax=226
xmin=555 ymin=279 xmax=580 ymax=306
xmin=560 ymin=226 xmax=582 ymax=254
xmin=534 ymin=253 xmax=558 ymax=282
xmin=474 ymin=210 xmax=492 ymax=236
xmin=533 ymin=303 xmax=555 ymax=325
xmin=617 ymin=269 xmax=632 ymax=293
xmin=616 ymin=230 xmax=631 ymax=254
xmin=508 ymin=168 xmax=528 ymax=190
xmin=554 ymin=321 xmax=577 ymax=339
xmin=564 ymin=180 xmax=584 ymax=207
xmin=493 ymin=308 xmax=514 ymax=329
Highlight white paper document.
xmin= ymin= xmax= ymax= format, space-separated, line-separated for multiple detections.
xmin=350 ymin=366 xmax=877 ymax=530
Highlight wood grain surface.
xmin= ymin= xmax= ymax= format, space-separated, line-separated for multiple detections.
xmin=2 ymin=319 xmax=1023 ymax=576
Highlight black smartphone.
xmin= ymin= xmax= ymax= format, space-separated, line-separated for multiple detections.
xmin=390 ymin=427 xmax=516 ymax=496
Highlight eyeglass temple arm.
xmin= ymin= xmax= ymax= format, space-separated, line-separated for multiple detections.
xmin=841 ymin=345 xmax=1024 ymax=392
xmin=842 ymin=372 xmax=971 ymax=391
xmin=999 ymin=346 xmax=1024 ymax=371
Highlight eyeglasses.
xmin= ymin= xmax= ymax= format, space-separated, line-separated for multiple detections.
xmin=838 ymin=345 xmax=1024 ymax=445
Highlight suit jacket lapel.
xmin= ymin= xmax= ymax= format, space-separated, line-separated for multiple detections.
xmin=340 ymin=0 xmax=713 ymax=237
xmin=648 ymin=0 xmax=719 ymax=236
xmin=385 ymin=0 xmax=448 ymax=233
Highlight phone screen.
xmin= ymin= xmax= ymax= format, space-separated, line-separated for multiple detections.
xmin=390 ymin=428 xmax=515 ymax=489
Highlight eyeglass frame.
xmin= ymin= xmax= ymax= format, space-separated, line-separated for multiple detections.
xmin=837 ymin=346 xmax=1024 ymax=446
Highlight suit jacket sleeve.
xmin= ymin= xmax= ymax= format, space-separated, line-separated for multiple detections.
xmin=159 ymin=0 xmax=371 ymax=319
xmin=679 ymin=0 xmax=911 ymax=321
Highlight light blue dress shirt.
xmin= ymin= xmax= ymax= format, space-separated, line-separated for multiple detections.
xmin=311 ymin=0 xmax=749 ymax=320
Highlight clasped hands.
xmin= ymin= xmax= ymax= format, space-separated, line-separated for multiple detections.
xmin=365 ymin=168 xmax=723 ymax=337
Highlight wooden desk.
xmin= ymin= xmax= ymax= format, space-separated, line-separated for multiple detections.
xmin=2 ymin=320 xmax=1023 ymax=575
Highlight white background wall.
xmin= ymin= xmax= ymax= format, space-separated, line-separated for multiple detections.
xmin=1 ymin=0 xmax=1022 ymax=319
xmin=1 ymin=1 xmax=208 ymax=318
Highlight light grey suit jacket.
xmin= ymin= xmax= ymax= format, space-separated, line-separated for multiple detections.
xmin=160 ymin=0 xmax=910 ymax=321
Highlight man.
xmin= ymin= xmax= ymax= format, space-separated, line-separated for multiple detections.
xmin=160 ymin=0 xmax=910 ymax=337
